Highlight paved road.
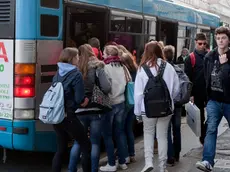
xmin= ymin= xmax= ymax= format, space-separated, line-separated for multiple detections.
xmin=0 ymin=117 xmax=228 ymax=172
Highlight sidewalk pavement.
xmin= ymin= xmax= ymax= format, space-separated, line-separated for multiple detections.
xmin=188 ymin=128 xmax=230 ymax=172
xmin=76 ymin=117 xmax=229 ymax=172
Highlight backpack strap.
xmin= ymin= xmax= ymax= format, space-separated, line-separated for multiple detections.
xmin=142 ymin=65 xmax=154 ymax=78
xmin=158 ymin=61 xmax=167 ymax=78
xmin=190 ymin=52 xmax=196 ymax=68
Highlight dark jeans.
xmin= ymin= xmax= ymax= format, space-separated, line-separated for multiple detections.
xmin=125 ymin=107 xmax=135 ymax=157
xmin=167 ymin=107 xmax=182 ymax=160
xmin=52 ymin=117 xmax=91 ymax=172
xmin=101 ymin=102 xmax=128 ymax=165
xmin=69 ymin=114 xmax=102 ymax=172
xmin=203 ymin=100 xmax=230 ymax=166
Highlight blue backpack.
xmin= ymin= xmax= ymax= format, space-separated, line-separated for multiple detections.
xmin=39 ymin=70 xmax=75 ymax=124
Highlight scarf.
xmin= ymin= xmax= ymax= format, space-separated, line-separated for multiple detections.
xmin=104 ymin=56 xmax=121 ymax=64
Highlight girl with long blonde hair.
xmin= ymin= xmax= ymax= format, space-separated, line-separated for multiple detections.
xmin=68 ymin=44 xmax=111 ymax=172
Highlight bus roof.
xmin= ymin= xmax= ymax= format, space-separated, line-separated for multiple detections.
xmin=73 ymin=0 xmax=220 ymax=27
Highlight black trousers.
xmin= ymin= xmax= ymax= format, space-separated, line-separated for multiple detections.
xmin=52 ymin=117 xmax=91 ymax=172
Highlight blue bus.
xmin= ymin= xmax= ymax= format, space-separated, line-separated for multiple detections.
xmin=0 ymin=0 xmax=220 ymax=154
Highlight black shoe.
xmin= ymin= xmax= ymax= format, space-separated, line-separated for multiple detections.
xmin=167 ymin=158 xmax=175 ymax=167
xmin=174 ymin=153 xmax=180 ymax=162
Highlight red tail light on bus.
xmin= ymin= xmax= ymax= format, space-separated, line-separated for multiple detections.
xmin=15 ymin=76 xmax=35 ymax=86
xmin=14 ymin=64 xmax=36 ymax=98
xmin=14 ymin=87 xmax=35 ymax=97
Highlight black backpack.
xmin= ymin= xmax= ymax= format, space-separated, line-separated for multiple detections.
xmin=143 ymin=61 xmax=172 ymax=118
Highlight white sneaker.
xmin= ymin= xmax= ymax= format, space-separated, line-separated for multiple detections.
xmin=100 ymin=163 xmax=117 ymax=172
xmin=119 ymin=163 xmax=128 ymax=170
xmin=196 ymin=160 xmax=213 ymax=172
xmin=140 ymin=164 xmax=154 ymax=172
xmin=125 ymin=157 xmax=130 ymax=164
xmin=115 ymin=161 xmax=128 ymax=170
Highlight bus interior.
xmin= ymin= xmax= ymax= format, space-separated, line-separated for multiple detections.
xmin=157 ymin=20 xmax=178 ymax=51
xmin=64 ymin=4 xmax=108 ymax=48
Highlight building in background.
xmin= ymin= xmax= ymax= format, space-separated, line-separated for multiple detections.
xmin=173 ymin=0 xmax=230 ymax=26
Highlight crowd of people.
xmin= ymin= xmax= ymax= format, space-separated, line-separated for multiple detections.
xmin=49 ymin=26 xmax=230 ymax=172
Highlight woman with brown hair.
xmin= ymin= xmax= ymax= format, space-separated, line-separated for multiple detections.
xmin=120 ymin=52 xmax=138 ymax=163
xmin=134 ymin=41 xmax=179 ymax=172
xmin=68 ymin=44 xmax=111 ymax=172
xmin=52 ymin=48 xmax=91 ymax=172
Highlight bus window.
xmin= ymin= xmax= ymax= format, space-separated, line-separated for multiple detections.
xmin=40 ymin=0 xmax=59 ymax=9
xmin=65 ymin=7 xmax=107 ymax=48
xmin=111 ymin=16 xmax=125 ymax=32
xmin=40 ymin=14 xmax=59 ymax=37
xmin=109 ymin=34 xmax=144 ymax=64
xmin=126 ymin=17 xmax=142 ymax=33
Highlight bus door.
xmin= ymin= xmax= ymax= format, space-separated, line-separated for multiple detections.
xmin=64 ymin=2 xmax=109 ymax=48
xmin=156 ymin=19 xmax=178 ymax=48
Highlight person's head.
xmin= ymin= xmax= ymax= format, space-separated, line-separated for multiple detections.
xmin=105 ymin=41 xmax=118 ymax=46
xmin=117 ymin=44 xmax=133 ymax=57
xmin=195 ymin=33 xmax=207 ymax=52
xmin=59 ymin=47 xmax=79 ymax=66
xmin=215 ymin=26 xmax=230 ymax=50
xmin=181 ymin=48 xmax=189 ymax=57
xmin=158 ymin=41 xmax=165 ymax=50
xmin=103 ymin=45 xmax=119 ymax=59
xmin=120 ymin=53 xmax=138 ymax=72
xmin=88 ymin=37 xmax=100 ymax=49
xmin=163 ymin=45 xmax=175 ymax=62
xmin=78 ymin=44 xmax=96 ymax=79
xmin=149 ymin=39 xmax=155 ymax=42
xmin=140 ymin=41 xmax=165 ymax=67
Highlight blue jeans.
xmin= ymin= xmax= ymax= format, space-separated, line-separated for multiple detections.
xmin=101 ymin=102 xmax=128 ymax=165
xmin=125 ymin=107 xmax=135 ymax=157
xmin=68 ymin=114 xmax=101 ymax=172
xmin=203 ymin=100 xmax=230 ymax=166
xmin=167 ymin=107 xmax=182 ymax=160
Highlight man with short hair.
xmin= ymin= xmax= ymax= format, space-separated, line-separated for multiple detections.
xmin=196 ymin=26 xmax=230 ymax=172
xmin=184 ymin=33 xmax=208 ymax=145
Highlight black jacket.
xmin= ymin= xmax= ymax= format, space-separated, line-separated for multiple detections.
xmin=204 ymin=48 xmax=230 ymax=103
xmin=184 ymin=49 xmax=208 ymax=105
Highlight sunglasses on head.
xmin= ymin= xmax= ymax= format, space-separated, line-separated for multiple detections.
xmin=198 ymin=42 xmax=206 ymax=46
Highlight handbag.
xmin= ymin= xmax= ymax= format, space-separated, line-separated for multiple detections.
xmin=123 ymin=65 xmax=134 ymax=108
xmin=91 ymin=70 xmax=112 ymax=112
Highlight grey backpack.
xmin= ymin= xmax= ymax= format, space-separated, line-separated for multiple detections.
xmin=39 ymin=81 xmax=65 ymax=124
xmin=173 ymin=65 xmax=193 ymax=106
xmin=39 ymin=70 xmax=75 ymax=124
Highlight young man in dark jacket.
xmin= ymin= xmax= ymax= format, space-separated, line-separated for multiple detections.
xmin=184 ymin=33 xmax=208 ymax=145
xmin=196 ymin=26 xmax=230 ymax=172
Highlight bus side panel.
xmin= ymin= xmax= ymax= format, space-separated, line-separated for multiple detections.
xmin=12 ymin=120 xmax=35 ymax=151
xmin=37 ymin=0 xmax=63 ymax=40
xmin=35 ymin=121 xmax=57 ymax=152
xmin=35 ymin=40 xmax=63 ymax=152
xmin=16 ymin=0 xmax=37 ymax=39
xmin=0 ymin=120 xmax=13 ymax=149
